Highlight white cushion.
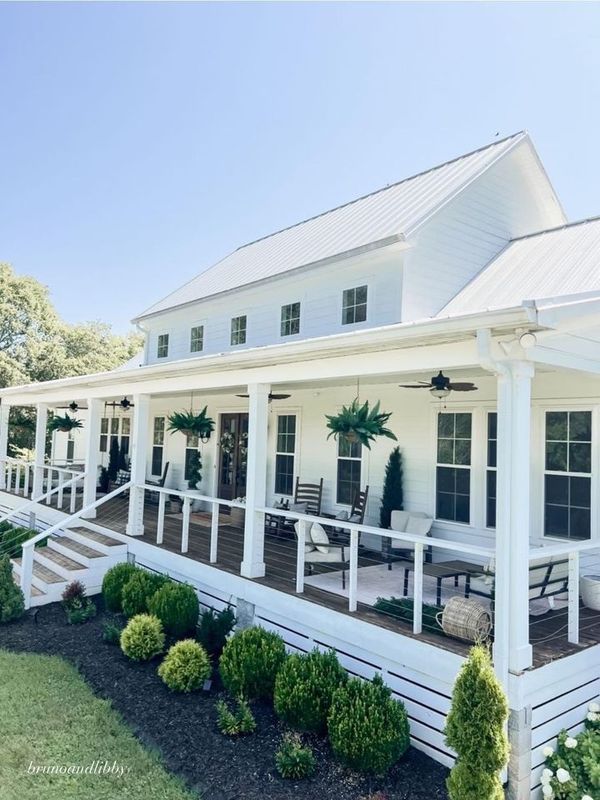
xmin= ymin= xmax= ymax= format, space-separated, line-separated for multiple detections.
xmin=309 ymin=522 xmax=330 ymax=554
xmin=289 ymin=502 xmax=307 ymax=513
xmin=390 ymin=510 xmax=410 ymax=532
xmin=405 ymin=516 xmax=433 ymax=536
xmin=293 ymin=522 xmax=315 ymax=552
xmin=335 ymin=510 xmax=349 ymax=521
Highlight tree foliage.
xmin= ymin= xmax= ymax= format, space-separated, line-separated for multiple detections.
xmin=0 ymin=263 xmax=142 ymax=454
xmin=380 ymin=446 xmax=403 ymax=528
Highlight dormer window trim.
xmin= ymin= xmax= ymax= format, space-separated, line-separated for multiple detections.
xmin=157 ymin=333 xmax=169 ymax=359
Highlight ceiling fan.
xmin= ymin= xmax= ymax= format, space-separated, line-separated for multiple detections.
xmin=105 ymin=397 xmax=135 ymax=411
xmin=56 ymin=401 xmax=87 ymax=412
xmin=235 ymin=392 xmax=291 ymax=403
xmin=399 ymin=371 xmax=478 ymax=398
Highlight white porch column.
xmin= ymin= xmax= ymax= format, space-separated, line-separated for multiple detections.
xmin=81 ymin=398 xmax=102 ymax=518
xmin=496 ymin=361 xmax=534 ymax=674
xmin=126 ymin=394 xmax=150 ymax=537
xmin=241 ymin=382 xmax=270 ymax=578
xmin=0 ymin=402 xmax=10 ymax=489
xmin=32 ymin=403 xmax=48 ymax=498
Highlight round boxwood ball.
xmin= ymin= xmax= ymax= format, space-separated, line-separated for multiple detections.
xmin=158 ymin=639 xmax=211 ymax=692
xmin=148 ymin=581 xmax=199 ymax=638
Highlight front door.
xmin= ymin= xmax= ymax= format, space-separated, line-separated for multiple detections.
xmin=218 ymin=413 xmax=249 ymax=508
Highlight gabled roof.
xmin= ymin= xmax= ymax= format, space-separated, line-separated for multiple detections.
xmin=135 ymin=132 xmax=530 ymax=321
xmin=441 ymin=216 xmax=600 ymax=316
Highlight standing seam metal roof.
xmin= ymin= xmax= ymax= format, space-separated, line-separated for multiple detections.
xmin=135 ymin=132 xmax=527 ymax=320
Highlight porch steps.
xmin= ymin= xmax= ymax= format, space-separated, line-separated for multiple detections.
xmin=10 ymin=524 xmax=129 ymax=607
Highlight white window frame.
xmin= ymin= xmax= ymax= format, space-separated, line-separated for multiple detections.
xmin=280 ymin=302 xmax=301 ymax=337
xmin=341 ymin=285 xmax=368 ymax=326
xmin=157 ymin=333 xmax=169 ymax=359
xmin=274 ymin=414 xmax=297 ymax=496
xmin=434 ymin=410 xmax=473 ymax=525
xmin=152 ymin=416 xmax=166 ymax=476
xmin=230 ymin=315 xmax=247 ymax=346
xmin=336 ymin=437 xmax=363 ymax=506
xmin=486 ymin=410 xmax=497 ymax=530
xmin=190 ymin=325 xmax=204 ymax=353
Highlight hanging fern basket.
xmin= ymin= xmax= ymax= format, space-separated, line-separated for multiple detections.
xmin=343 ymin=430 xmax=360 ymax=444
xmin=48 ymin=414 xmax=83 ymax=434
xmin=167 ymin=407 xmax=215 ymax=440
xmin=325 ymin=399 xmax=397 ymax=450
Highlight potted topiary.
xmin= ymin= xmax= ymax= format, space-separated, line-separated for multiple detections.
xmin=186 ymin=451 xmax=202 ymax=490
xmin=48 ymin=414 xmax=83 ymax=434
xmin=325 ymin=399 xmax=397 ymax=449
xmin=167 ymin=407 xmax=215 ymax=442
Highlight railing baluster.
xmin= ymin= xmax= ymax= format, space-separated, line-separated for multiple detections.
xmin=23 ymin=464 xmax=30 ymax=498
xmin=181 ymin=496 xmax=191 ymax=553
xmin=210 ymin=500 xmax=219 ymax=563
xmin=20 ymin=542 xmax=34 ymax=610
xmin=6 ymin=463 xmax=12 ymax=493
xmin=296 ymin=519 xmax=309 ymax=593
xmin=413 ymin=542 xmax=424 ymax=634
xmin=45 ymin=469 xmax=52 ymax=504
xmin=69 ymin=475 xmax=77 ymax=513
xmin=57 ymin=472 xmax=64 ymax=509
xmin=157 ymin=491 xmax=166 ymax=545
xmin=568 ymin=550 xmax=580 ymax=644
xmin=15 ymin=465 xmax=21 ymax=495
xmin=348 ymin=528 xmax=359 ymax=612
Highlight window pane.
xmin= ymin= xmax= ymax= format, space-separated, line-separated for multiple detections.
xmin=338 ymin=437 xmax=361 ymax=459
xmin=545 ymin=441 xmax=568 ymax=472
xmin=100 ymin=418 xmax=109 ymax=434
xmin=545 ymin=474 xmax=569 ymax=505
xmin=190 ymin=325 xmax=204 ymax=353
xmin=437 ymin=438 xmax=454 ymax=464
xmin=436 ymin=467 xmax=470 ymax=523
xmin=151 ymin=446 xmax=163 ymax=476
xmin=569 ymin=411 xmax=591 ymax=442
xmin=569 ymin=442 xmax=591 ymax=473
xmin=546 ymin=411 xmax=567 ymax=441
xmin=454 ymin=438 xmax=471 ymax=466
xmin=570 ymin=476 xmax=591 ymax=508
xmin=110 ymin=418 xmax=119 ymax=435
xmin=337 ymin=458 xmax=361 ymax=505
xmin=121 ymin=418 xmax=131 ymax=435
xmin=275 ymin=454 xmax=294 ymax=495
xmin=438 ymin=413 xmax=454 ymax=437
xmin=545 ymin=504 xmax=569 ymax=537
xmin=569 ymin=507 xmax=591 ymax=540
xmin=455 ymin=413 xmax=472 ymax=438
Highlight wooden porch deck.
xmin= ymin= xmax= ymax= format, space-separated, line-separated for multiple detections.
xmin=92 ymin=496 xmax=600 ymax=669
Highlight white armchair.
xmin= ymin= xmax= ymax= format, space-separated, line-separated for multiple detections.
xmin=294 ymin=521 xmax=352 ymax=588
xmin=387 ymin=510 xmax=433 ymax=569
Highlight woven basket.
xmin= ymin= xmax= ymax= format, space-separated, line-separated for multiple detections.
xmin=436 ymin=596 xmax=492 ymax=643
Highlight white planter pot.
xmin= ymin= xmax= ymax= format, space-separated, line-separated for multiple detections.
xmin=581 ymin=575 xmax=600 ymax=611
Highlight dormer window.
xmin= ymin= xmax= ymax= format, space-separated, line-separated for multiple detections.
xmin=157 ymin=333 xmax=169 ymax=358
xmin=231 ymin=315 xmax=247 ymax=346
xmin=342 ymin=285 xmax=368 ymax=325
xmin=190 ymin=325 xmax=204 ymax=353
xmin=281 ymin=302 xmax=301 ymax=337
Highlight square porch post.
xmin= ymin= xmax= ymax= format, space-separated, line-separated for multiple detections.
xmin=495 ymin=360 xmax=534 ymax=675
xmin=81 ymin=398 xmax=102 ymax=518
xmin=241 ymin=382 xmax=270 ymax=579
xmin=0 ymin=402 xmax=10 ymax=489
xmin=32 ymin=403 xmax=48 ymax=499
xmin=126 ymin=394 xmax=150 ymax=537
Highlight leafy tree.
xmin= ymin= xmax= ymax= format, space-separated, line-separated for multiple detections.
xmin=380 ymin=446 xmax=403 ymax=528
xmin=0 ymin=263 xmax=142 ymax=454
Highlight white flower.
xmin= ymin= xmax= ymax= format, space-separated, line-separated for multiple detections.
xmin=587 ymin=711 xmax=599 ymax=722
xmin=588 ymin=701 xmax=600 ymax=713
xmin=542 ymin=785 xmax=554 ymax=799
xmin=565 ymin=736 xmax=578 ymax=749
xmin=582 ymin=795 xmax=593 ymax=800
xmin=556 ymin=768 xmax=571 ymax=784
xmin=541 ymin=768 xmax=553 ymax=784
xmin=543 ymin=746 xmax=554 ymax=758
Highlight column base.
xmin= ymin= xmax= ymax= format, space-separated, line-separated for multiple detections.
xmin=80 ymin=509 xmax=97 ymax=520
xmin=509 ymin=644 xmax=533 ymax=673
xmin=240 ymin=560 xmax=266 ymax=579
xmin=125 ymin=523 xmax=145 ymax=537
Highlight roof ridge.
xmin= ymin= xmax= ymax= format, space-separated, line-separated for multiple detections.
xmin=236 ymin=131 xmax=526 ymax=251
xmin=510 ymin=214 xmax=600 ymax=242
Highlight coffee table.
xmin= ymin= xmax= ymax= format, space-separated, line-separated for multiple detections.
xmin=402 ymin=561 xmax=477 ymax=607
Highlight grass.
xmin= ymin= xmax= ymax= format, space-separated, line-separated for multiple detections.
xmin=0 ymin=650 xmax=196 ymax=800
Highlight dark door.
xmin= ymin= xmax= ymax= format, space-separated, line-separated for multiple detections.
xmin=218 ymin=413 xmax=249 ymax=508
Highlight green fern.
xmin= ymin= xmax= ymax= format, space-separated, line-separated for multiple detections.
xmin=325 ymin=399 xmax=397 ymax=450
xmin=48 ymin=414 xmax=83 ymax=433
xmin=166 ymin=407 xmax=215 ymax=438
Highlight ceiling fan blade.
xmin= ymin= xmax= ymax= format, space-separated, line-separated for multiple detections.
xmin=236 ymin=394 xmax=250 ymax=398
xmin=398 ymin=384 xmax=432 ymax=389
xmin=269 ymin=393 xmax=291 ymax=400
xmin=448 ymin=383 xmax=478 ymax=391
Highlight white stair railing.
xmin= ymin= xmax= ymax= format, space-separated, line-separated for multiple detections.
xmin=0 ymin=470 xmax=86 ymax=529
xmin=19 ymin=481 xmax=131 ymax=608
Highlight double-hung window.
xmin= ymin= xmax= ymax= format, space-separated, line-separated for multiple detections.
xmin=280 ymin=303 xmax=300 ymax=337
xmin=99 ymin=418 xmax=109 ymax=453
xmin=544 ymin=411 xmax=592 ymax=540
xmin=152 ymin=417 xmax=165 ymax=476
xmin=184 ymin=432 xmax=199 ymax=482
xmin=274 ymin=415 xmax=296 ymax=495
xmin=157 ymin=334 xmax=169 ymax=358
xmin=436 ymin=412 xmax=472 ymax=523
xmin=231 ymin=315 xmax=247 ymax=346
xmin=486 ymin=412 xmax=497 ymax=528
xmin=190 ymin=325 xmax=204 ymax=353
xmin=342 ymin=285 xmax=368 ymax=325
xmin=337 ymin=438 xmax=362 ymax=505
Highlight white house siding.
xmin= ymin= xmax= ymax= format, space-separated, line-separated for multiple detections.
xmin=143 ymin=367 xmax=600 ymax=558
xmin=402 ymin=140 xmax=566 ymax=321
xmin=142 ymin=246 xmax=404 ymax=366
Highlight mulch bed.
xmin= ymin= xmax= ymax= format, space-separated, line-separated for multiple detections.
xmin=0 ymin=600 xmax=449 ymax=800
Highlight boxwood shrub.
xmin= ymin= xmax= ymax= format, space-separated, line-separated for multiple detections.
xmin=327 ymin=674 xmax=409 ymax=774
xmin=158 ymin=639 xmax=211 ymax=692
xmin=120 ymin=614 xmax=165 ymax=661
xmin=0 ymin=554 xmax=25 ymax=623
xmin=219 ymin=626 xmax=287 ymax=700
xmin=121 ymin=570 xmax=169 ymax=618
xmin=101 ymin=562 xmax=139 ymax=612
xmin=274 ymin=648 xmax=347 ymax=733
xmin=148 ymin=581 xmax=199 ymax=638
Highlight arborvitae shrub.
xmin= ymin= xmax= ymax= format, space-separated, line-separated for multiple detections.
xmin=379 ymin=446 xmax=403 ymax=528
xmin=275 ymin=734 xmax=316 ymax=780
xmin=0 ymin=554 xmax=25 ymax=623
xmin=216 ymin=697 xmax=257 ymax=736
xmin=102 ymin=562 xmax=139 ymax=612
xmin=327 ymin=674 xmax=409 ymax=774
xmin=121 ymin=571 xmax=169 ymax=618
xmin=158 ymin=639 xmax=211 ymax=692
xmin=197 ymin=606 xmax=236 ymax=657
xmin=274 ymin=648 xmax=347 ymax=733
xmin=120 ymin=614 xmax=165 ymax=661
xmin=444 ymin=645 xmax=509 ymax=800
xmin=148 ymin=581 xmax=199 ymax=638
xmin=219 ymin=626 xmax=287 ymax=700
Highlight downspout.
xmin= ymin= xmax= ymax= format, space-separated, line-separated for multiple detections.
xmin=135 ymin=321 xmax=150 ymax=366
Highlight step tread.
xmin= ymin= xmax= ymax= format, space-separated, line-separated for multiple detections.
xmin=12 ymin=563 xmax=56 ymax=591
xmin=36 ymin=546 xmax=86 ymax=572
xmin=31 ymin=560 xmax=66 ymax=584
xmin=55 ymin=537 xmax=105 ymax=559
xmin=69 ymin=527 xmax=124 ymax=547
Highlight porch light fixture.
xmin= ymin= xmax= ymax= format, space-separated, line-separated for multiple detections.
xmin=430 ymin=385 xmax=451 ymax=399
xmin=200 ymin=431 xmax=211 ymax=444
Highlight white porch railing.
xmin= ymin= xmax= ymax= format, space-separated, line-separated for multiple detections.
xmin=18 ymin=481 xmax=132 ymax=607
xmin=0 ymin=466 xmax=87 ymax=529
xmin=141 ymin=484 xmax=246 ymax=562
xmin=0 ymin=457 xmax=85 ymax=512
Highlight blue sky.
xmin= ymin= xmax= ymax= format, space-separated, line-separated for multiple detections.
xmin=1 ymin=1 xmax=599 ymax=332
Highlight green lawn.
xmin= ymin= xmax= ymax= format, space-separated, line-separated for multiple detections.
xmin=0 ymin=650 xmax=196 ymax=800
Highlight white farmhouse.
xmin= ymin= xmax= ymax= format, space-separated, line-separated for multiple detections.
xmin=1 ymin=131 xmax=599 ymax=799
